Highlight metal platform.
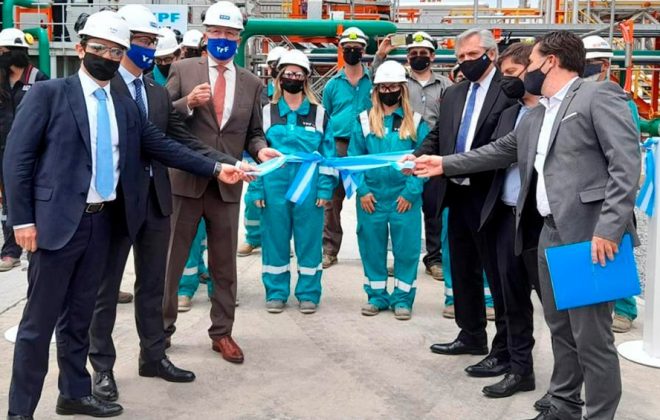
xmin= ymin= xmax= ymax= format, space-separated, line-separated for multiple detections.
xmin=396 ymin=23 xmax=660 ymax=38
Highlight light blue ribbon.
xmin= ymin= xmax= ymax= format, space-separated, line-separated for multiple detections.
xmin=637 ymin=137 xmax=658 ymax=217
xmin=247 ymin=151 xmax=416 ymax=203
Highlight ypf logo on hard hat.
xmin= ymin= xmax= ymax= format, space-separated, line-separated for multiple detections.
xmin=414 ymin=34 xmax=424 ymax=43
xmin=219 ymin=14 xmax=231 ymax=20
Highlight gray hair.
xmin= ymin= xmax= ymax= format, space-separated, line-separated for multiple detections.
xmin=456 ymin=29 xmax=499 ymax=58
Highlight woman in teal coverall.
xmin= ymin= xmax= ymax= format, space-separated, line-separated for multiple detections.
xmin=253 ymin=50 xmax=336 ymax=314
xmin=350 ymin=61 xmax=429 ymax=321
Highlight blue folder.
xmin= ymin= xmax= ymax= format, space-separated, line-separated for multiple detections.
xmin=545 ymin=234 xmax=641 ymax=311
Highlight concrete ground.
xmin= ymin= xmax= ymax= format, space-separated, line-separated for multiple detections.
xmin=1 ymin=195 xmax=659 ymax=420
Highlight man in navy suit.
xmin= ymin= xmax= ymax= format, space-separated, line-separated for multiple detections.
xmin=3 ymin=11 xmax=246 ymax=419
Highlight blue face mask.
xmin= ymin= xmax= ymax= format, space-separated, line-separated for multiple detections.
xmin=582 ymin=62 xmax=603 ymax=80
xmin=127 ymin=43 xmax=156 ymax=70
xmin=207 ymin=38 xmax=238 ymax=61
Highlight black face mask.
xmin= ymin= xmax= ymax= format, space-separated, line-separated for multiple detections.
xmin=523 ymin=59 xmax=550 ymax=96
xmin=409 ymin=55 xmax=431 ymax=72
xmin=8 ymin=49 xmax=29 ymax=68
xmin=500 ymin=76 xmax=526 ymax=99
xmin=459 ymin=53 xmax=491 ymax=82
xmin=378 ymin=90 xmax=401 ymax=107
xmin=343 ymin=48 xmax=363 ymax=66
xmin=582 ymin=63 xmax=603 ymax=79
xmin=280 ymin=78 xmax=305 ymax=94
xmin=0 ymin=53 xmax=11 ymax=70
xmin=83 ymin=52 xmax=121 ymax=81
xmin=183 ymin=49 xmax=201 ymax=59
xmin=157 ymin=64 xmax=171 ymax=78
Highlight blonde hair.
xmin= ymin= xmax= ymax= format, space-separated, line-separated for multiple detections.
xmin=270 ymin=67 xmax=319 ymax=105
xmin=369 ymin=83 xmax=417 ymax=141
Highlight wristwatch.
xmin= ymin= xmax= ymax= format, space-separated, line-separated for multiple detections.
xmin=213 ymin=162 xmax=223 ymax=178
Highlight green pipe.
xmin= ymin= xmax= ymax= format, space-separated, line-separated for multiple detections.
xmin=2 ymin=0 xmax=43 ymax=29
xmin=640 ymin=118 xmax=660 ymax=136
xmin=237 ymin=19 xmax=397 ymax=67
xmin=23 ymin=27 xmax=50 ymax=77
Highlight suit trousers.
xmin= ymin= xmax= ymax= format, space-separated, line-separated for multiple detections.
xmin=89 ymin=183 xmax=169 ymax=372
xmin=493 ymin=202 xmax=540 ymax=376
xmin=0 ymin=181 xmax=22 ymax=259
xmin=422 ymin=176 xmax=443 ymax=268
xmin=163 ymin=181 xmax=240 ymax=339
xmin=322 ymin=139 xmax=348 ymax=257
xmin=9 ymin=209 xmax=112 ymax=416
xmin=447 ymin=182 xmax=508 ymax=360
xmin=538 ymin=219 xmax=621 ymax=420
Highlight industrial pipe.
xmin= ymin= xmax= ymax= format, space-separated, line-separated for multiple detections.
xmin=236 ymin=19 xmax=398 ymax=67
xmin=3 ymin=0 xmax=52 ymax=76
xmin=23 ymin=27 xmax=50 ymax=77
xmin=2 ymin=0 xmax=44 ymax=29
xmin=640 ymin=118 xmax=660 ymax=137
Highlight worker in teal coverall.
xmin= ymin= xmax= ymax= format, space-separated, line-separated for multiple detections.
xmin=351 ymin=60 xmax=429 ymax=321
xmin=252 ymin=50 xmax=336 ymax=315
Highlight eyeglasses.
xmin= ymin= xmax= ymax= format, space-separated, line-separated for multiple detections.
xmin=281 ymin=71 xmax=306 ymax=80
xmin=86 ymin=42 xmax=124 ymax=60
xmin=155 ymin=56 xmax=177 ymax=65
xmin=377 ymin=84 xmax=401 ymax=93
xmin=132 ymin=35 xmax=158 ymax=48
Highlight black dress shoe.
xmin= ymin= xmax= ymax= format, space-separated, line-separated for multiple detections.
xmin=139 ymin=358 xmax=196 ymax=383
xmin=93 ymin=371 xmax=118 ymax=402
xmin=55 ymin=395 xmax=123 ymax=417
xmin=483 ymin=373 xmax=535 ymax=398
xmin=534 ymin=392 xmax=585 ymax=412
xmin=430 ymin=339 xmax=488 ymax=356
xmin=524 ymin=407 xmax=563 ymax=420
xmin=465 ymin=356 xmax=510 ymax=377
xmin=7 ymin=415 xmax=34 ymax=419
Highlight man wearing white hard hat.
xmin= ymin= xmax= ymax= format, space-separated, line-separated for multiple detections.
xmin=150 ymin=27 xmax=181 ymax=86
xmin=4 ymin=10 xmax=246 ymax=418
xmin=582 ymin=35 xmax=641 ymax=335
xmin=0 ymin=28 xmax=48 ymax=273
xmin=163 ymin=1 xmax=280 ymax=364
xmin=180 ymin=29 xmax=203 ymax=59
xmin=321 ymin=26 xmax=373 ymax=269
xmin=375 ymin=31 xmax=451 ymax=282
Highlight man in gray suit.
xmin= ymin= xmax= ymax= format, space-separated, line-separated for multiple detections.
xmin=411 ymin=31 xmax=640 ymax=420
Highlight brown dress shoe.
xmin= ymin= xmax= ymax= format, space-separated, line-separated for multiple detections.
xmin=211 ymin=336 xmax=244 ymax=364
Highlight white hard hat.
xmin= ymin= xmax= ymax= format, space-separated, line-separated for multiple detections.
xmin=155 ymin=27 xmax=180 ymax=57
xmin=374 ymin=60 xmax=407 ymax=84
xmin=0 ymin=28 xmax=30 ymax=48
xmin=277 ymin=49 xmax=311 ymax=74
xmin=78 ymin=10 xmax=131 ymax=49
xmin=407 ymin=31 xmax=435 ymax=51
xmin=583 ymin=35 xmax=613 ymax=59
xmin=203 ymin=1 xmax=244 ymax=30
xmin=339 ymin=27 xmax=368 ymax=46
xmin=266 ymin=46 xmax=287 ymax=64
xmin=117 ymin=4 xmax=160 ymax=36
xmin=181 ymin=29 xmax=203 ymax=48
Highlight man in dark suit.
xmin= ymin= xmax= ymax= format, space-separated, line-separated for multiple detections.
xmin=87 ymin=5 xmax=252 ymax=405
xmin=478 ymin=43 xmax=543 ymax=398
xmin=410 ymin=29 xmax=516 ymax=377
xmin=415 ymin=31 xmax=640 ymax=420
xmin=162 ymin=1 xmax=279 ymax=364
xmin=4 ymin=11 xmax=244 ymax=419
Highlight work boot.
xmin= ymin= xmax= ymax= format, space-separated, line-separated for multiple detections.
xmin=299 ymin=301 xmax=317 ymax=314
xmin=266 ymin=300 xmax=285 ymax=313
xmin=612 ymin=314 xmax=633 ymax=333
xmin=394 ymin=306 xmax=412 ymax=321
xmin=442 ymin=304 xmax=455 ymax=319
xmin=361 ymin=303 xmax=380 ymax=316
xmin=178 ymin=296 xmax=192 ymax=312
xmin=0 ymin=256 xmax=20 ymax=272
xmin=425 ymin=264 xmax=444 ymax=281
xmin=322 ymin=254 xmax=338 ymax=269
xmin=118 ymin=291 xmax=133 ymax=304
xmin=237 ymin=242 xmax=259 ymax=257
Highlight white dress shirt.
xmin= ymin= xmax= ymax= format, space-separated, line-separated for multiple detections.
xmin=118 ymin=64 xmax=149 ymax=115
xmin=209 ymin=58 xmax=236 ymax=130
xmin=534 ymin=77 xmax=579 ymax=216
xmin=501 ymin=104 xmax=531 ymax=206
xmin=79 ymin=69 xmax=120 ymax=203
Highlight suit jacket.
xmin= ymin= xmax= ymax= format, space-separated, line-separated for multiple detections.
xmin=414 ymin=69 xmax=517 ymax=210
xmin=110 ymin=74 xmax=238 ymax=217
xmin=3 ymin=74 xmax=218 ymax=251
xmin=166 ymin=56 xmax=267 ymax=202
xmin=443 ymin=79 xmax=641 ymax=254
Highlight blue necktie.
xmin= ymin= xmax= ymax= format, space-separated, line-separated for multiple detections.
xmin=455 ymin=83 xmax=480 ymax=153
xmin=93 ymin=88 xmax=114 ymax=200
xmin=133 ymin=78 xmax=147 ymax=118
